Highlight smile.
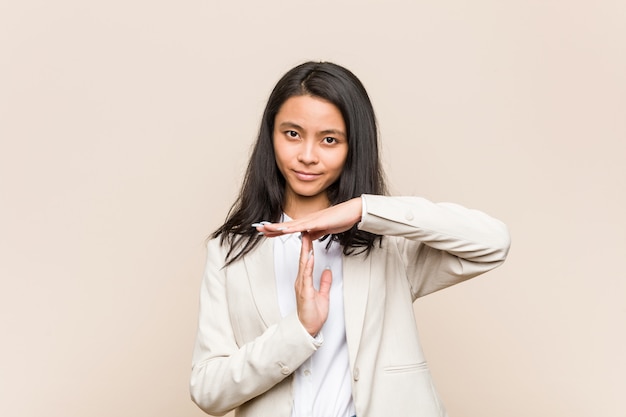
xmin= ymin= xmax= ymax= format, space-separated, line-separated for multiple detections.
xmin=293 ymin=170 xmax=322 ymax=181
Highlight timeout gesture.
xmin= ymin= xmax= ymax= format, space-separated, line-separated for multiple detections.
xmin=295 ymin=232 xmax=333 ymax=337
xmin=255 ymin=197 xmax=363 ymax=241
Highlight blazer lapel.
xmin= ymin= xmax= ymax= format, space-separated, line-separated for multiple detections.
xmin=342 ymin=251 xmax=372 ymax=363
xmin=244 ymin=238 xmax=282 ymax=327
xmin=242 ymin=236 xmax=373 ymax=361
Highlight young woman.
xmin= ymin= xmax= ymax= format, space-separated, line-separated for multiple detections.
xmin=190 ymin=62 xmax=510 ymax=417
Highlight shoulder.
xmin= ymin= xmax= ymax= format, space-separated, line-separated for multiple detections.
xmin=205 ymin=234 xmax=271 ymax=269
xmin=204 ymin=237 xmax=230 ymax=270
xmin=206 ymin=236 xmax=224 ymax=252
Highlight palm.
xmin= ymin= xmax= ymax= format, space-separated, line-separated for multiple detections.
xmin=294 ymin=232 xmax=333 ymax=336
xmin=260 ymin=197 xmax=362 ymax=240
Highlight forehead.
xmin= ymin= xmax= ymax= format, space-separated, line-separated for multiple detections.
xmin=275 ymin=95 xmax=345 ymax=130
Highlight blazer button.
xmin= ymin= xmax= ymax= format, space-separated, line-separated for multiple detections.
xmin=278 ymin=362 xmax=291 ymax=375
xmin=405 ymin=211 xmax=415 ymax=221
xmin=353 ymin=367 xmax=360 ymax=381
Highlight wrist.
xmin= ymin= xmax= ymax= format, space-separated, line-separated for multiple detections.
xmin=351 ymin=197 xmax=363 ymax=223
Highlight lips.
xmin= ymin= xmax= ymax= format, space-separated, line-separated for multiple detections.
xmin=293 ymin=170 xmax=322 ymax=181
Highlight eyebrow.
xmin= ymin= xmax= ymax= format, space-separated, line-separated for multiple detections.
xmin=278 ymin=122 xmax=346 ymax=138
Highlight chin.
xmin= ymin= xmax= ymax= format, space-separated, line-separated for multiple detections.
xmin=292 ymin=187 xmax=324 ymax=198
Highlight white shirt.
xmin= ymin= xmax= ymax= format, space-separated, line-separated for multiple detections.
xmin=274 ymin=218 xmax=356 ymax=417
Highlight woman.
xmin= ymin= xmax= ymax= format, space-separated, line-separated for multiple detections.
xmin=190 ymin=62 xmax=510 ymax=417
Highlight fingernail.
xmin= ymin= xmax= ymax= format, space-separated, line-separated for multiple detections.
xmin=325 ymin=266 xmax=331 ymax=270
xmin=257 ymin=232 xmax=265 ymax=236
xmin=261 ymin=221 xmax=271 ymax=225
xmin=307 ymin=250 xmax=313 ymax=260
xmin=276 ymin=227 xmax=288 ymax=231
xmin=251 ymin=223 xmax=263 ymax=227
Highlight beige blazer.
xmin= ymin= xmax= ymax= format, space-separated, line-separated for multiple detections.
xmin=190 ymin=195 xmax=510 ymax=417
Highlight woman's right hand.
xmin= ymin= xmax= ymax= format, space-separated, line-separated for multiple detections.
xmin=295 ymin=232 xmax=333 ymax=337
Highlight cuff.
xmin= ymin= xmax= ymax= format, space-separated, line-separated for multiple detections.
xmin=294 ymin=314 xmax=324 ymax=349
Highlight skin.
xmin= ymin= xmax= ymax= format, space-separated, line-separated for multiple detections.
xmin=259 ymin=95 xmax=364 ymax=336
xmin=273 ymin=95 xmax=349 ymax=218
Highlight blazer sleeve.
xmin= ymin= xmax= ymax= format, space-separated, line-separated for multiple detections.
xmin=189 ymin=239 xmax=319 ymax=416
xmin=358 ymin=194 xmax=511 ymax=299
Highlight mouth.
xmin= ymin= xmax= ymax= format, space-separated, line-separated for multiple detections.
xmin=293 ymin=170 xmax=322 ymax=181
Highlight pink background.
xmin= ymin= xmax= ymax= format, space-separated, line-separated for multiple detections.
xmin=1 ymin=1 xmax=624 ymax=416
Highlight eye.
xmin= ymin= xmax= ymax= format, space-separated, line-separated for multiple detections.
xmin=286 ymin=130 xmax=299 ymax=138
xmin=323 ymin=137 xmax=337 ymax=144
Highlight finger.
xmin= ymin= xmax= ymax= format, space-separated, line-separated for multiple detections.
xmin=295 ymin=233 xmax=313 ymax=291
xmin=305 ymin=251 xmax=315 ymax=283
xmin=258 ymin=230 xmax=285 ymax=238
xmin=251 ymin=221 xmax=289 ymax=238
xmin=263 ymin=218 xmax=315 ymax=235
xmin=299 ymin=232 xmax=312 ymax=266
xmin=260 ymin=222 xmax=290 ymax=233
xmin=319 ymin=267 xmax=333 ymax=298
xmin=296 ymin=250 xmax=315 ymax=297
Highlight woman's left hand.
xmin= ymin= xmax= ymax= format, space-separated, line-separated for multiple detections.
xmin=257 ymin=197 xmax=363 ymax=241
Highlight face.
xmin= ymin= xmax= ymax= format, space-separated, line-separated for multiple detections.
xmin=273 ymin=95 xmax=348 ymax=215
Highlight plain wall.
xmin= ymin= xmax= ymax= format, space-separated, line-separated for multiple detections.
xmin=1 ymin=1 xmax=624 ymax=416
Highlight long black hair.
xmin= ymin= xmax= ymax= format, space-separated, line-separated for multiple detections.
xmin=212 ymin=61 xmax=388 ymax=265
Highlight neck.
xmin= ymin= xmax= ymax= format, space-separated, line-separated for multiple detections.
xmin=283 ymin=192 xmax=330 ymax=219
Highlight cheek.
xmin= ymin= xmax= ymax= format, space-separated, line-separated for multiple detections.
xmin=333 ymin=149 xmax=349 ymax=171
xmin=272 ymin=140 xmax=285 ymax=165
xmin=274 ymin=148 xmax=291 ymax=170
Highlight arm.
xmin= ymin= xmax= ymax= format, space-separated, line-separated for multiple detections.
xmin=190 ymin=239 xmax=321 ymax=415
xmin=359 ymin=194 xmax=510 ymax=298
xmin=260 ymin=195 xmax=510 ymax=298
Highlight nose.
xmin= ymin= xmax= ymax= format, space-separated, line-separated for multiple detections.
xmin=297 ymin=141 xmax=318 ymax=165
